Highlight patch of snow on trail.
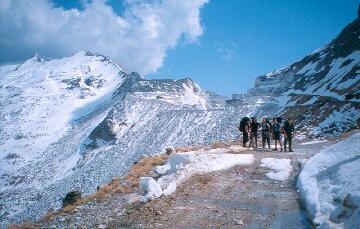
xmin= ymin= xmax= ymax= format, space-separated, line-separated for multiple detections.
xmin=141 ymin=152 xmax=254 ymax=201
xmin=297 ymin=132 xmax=360 ymax=228
xmin=159 ymin=152 xmax=254 ymax=195
xmin=260 ymin=158 xmax=293 ymax=181
xmin=300 ymin=139 xmax=328 ymax=145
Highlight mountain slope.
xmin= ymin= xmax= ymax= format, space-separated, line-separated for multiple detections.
xmin=0 ymin=52 xmax=277 ymax=226
xmin=0 ymin=51 xmax=125 ymax=164
xmin=249 ymin=17 xmax=360 ymax=137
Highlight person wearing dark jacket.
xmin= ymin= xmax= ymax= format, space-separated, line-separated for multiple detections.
xmin=261 ymin=118 xmax=271 ymax=149
xmin=249 ymin=117 xmax=261 ymax=149
xmin=283 ymin=118 xmax=295 ymax=152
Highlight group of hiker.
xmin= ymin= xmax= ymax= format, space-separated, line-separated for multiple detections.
xmin=239 ymin=116 xmax=295 ymax=152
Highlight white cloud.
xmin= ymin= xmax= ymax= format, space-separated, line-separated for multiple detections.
xmin=0 ymin=0 xmax=208 ymax=75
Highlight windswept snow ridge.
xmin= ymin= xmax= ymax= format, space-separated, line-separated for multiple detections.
xmin=297 ymin=132 xmax=360 ymax=228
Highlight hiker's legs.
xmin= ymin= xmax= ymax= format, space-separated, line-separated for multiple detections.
xmin=249 ymin=133 xmax=253 ymax=147
xmin=288 ymin=134 xmax=293 ymax=151
xmin=243 ymin=132 xmax=248 ymax=147
xmin=245 ymin=133 xmax=249 ymax=147
xmin=274 ymin=132 xmax=280 ymax=150
xmin=264 ymin=131 xmax=270 ymax=149
xmin=254 ymin=133 xmax=258 ymax=148
xmin=284 ymin=137 xmax=288 ymax=151
xmin=262 ymin=134 xmax=265 ymax=148
xmin=242 ymin=132 xmax=245 ymax=147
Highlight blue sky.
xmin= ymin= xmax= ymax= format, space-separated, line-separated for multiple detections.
xmin=148 ymin=0 xmax=359 ymax=95
xmin=1 ymin=0 xmax=359 ymax=95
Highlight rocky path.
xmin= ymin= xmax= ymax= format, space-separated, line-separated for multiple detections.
xmin=110 ymin=147 xmax=313 ymax=228
xmin=35 ymin=141 xmax=332 ymax=229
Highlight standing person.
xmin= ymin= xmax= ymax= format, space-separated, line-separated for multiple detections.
xmin=261 ymin=118 xmax=271 ymax=149
xmin=239 ymin=117 xmax=250 ymax=147
xmin=249 ymin=117 xmax=261 ymax=149
xmin=272 ymin=118 xmax=283 ymax=151
xmin=283 ymin=118 xmax=295 ymax=152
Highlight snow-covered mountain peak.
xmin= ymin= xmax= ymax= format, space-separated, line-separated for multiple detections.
xmin=0 ymin=52 xmax=126 ymax=181
xmin=112 ymin=72 xmax=208 ymax=108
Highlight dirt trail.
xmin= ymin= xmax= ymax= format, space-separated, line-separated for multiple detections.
xmin=36 ymin=141 xmax=332 ymax=229
xmin=111 ymin=147 xmax=315 ymax=228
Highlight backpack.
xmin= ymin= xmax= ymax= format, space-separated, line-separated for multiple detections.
xmin=283 ymin=120 xmax=294 ymax=133
xmin=239 ymin=117 xmax=249 ymax=132
xmin=276 ymin=117 xmax=283 ymax=124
